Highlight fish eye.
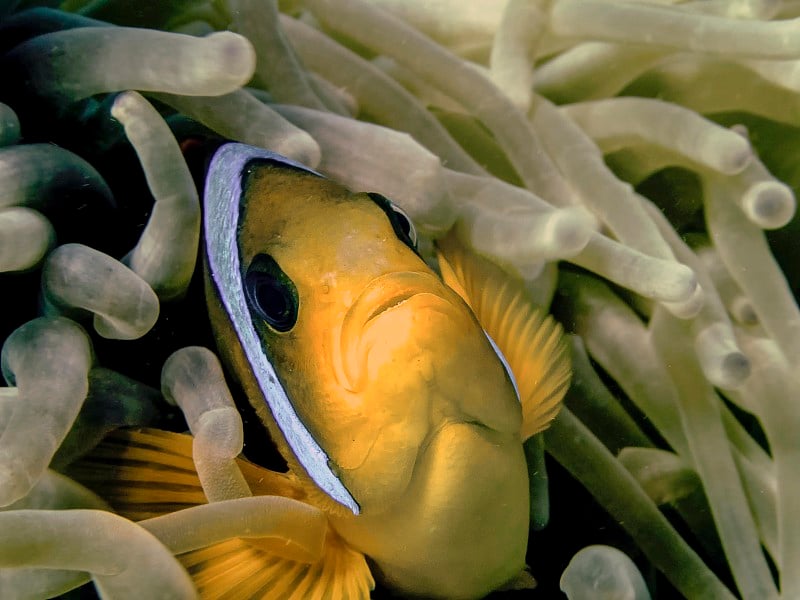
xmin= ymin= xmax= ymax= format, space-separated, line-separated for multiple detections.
xmin=390 ymin=203 xmax=418 ymax=247
xmin=366 ymin=192 xmax=418 ymax=250
xmin=244 ymin=254 xmax=299 ymax=332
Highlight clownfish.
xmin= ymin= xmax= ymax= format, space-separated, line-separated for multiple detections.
xmin=72 ymin=143 xmax=570 ymax=599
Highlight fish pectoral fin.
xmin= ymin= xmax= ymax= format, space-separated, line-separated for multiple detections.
xmin=181 ymin=528 xmax=375 ymax=600
xmin=436 ymin=232 xmax=571 ymax=441
xmin=66 ymin=428 xmax=307 ymax=519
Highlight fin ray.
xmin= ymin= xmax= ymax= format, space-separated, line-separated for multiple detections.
xmin=68 ymin=428 xmax=307 ymax=519
xmin=180 ymin=529 xmax=373 ymax=600
xmin=69 ymin=428 xmax=374 ymax=598
xmin=436 ymin=233 xmax=571 ymax=440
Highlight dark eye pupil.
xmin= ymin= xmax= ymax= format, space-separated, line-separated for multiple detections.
xmin=255 ymin=279 xmax=289 ymax=319
xmin=245 ymin=255 xmax=298 ymax=332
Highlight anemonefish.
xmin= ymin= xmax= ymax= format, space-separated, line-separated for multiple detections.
xmin=71 ymin=143 xmax=570 ymax=599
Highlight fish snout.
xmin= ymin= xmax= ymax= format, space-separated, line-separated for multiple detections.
xmin=336 ymin=271 xmax=461 ymax=391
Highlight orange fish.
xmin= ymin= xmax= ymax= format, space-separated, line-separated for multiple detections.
xmin=72 ymin=143 xmax=570 ymax=599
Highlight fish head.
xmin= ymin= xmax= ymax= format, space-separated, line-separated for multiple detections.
xmin=204 ymin=144 xmax=521 ymax=515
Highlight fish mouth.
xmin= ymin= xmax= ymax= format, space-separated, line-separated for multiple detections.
xmin=364 ymin=290 xmax=426 ymax=325
xmin=346 ymin=270 xmax=449 ymax=328
xmin=335 ymin=271 xmax=458 ymax=391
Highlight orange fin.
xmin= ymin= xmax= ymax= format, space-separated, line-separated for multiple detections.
xmin=437 ymin=233 xmax=571 ymax=440
xmin=68 ymin=428 xmax=374 ymax=598
xmin=67 ymin=428 xmax=306 ymax=520
xmin=67 ymin=428 xmax=208 ymax=520
xmin=180 ymin=528 xmax=374 ymax=600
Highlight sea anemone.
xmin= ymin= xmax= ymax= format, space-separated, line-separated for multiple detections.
xmin=1 ymin=0 xmax=799 ymax=598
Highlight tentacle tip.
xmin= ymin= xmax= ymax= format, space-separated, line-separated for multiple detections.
xmin=743 ymin=181 xmax=796 ymax=230
xmin=205 ymin=31 xmax=257 ymax=84
xmin=110 ymin=91 xmax=141 ymax=120
xmin=730 ymin=296 xmax=759 ymax=325
xmin=273 ymin=132 xmax=322 ymax=169
xmin=719 ymin=140 xmax=753 ymax=175
xmin=661 ymin=281 xmax=704 ymax=319
xmin=548 ymin=208 xmax=596 ymax=257
xmin=703 ymin=351 xmax=751 ymax=389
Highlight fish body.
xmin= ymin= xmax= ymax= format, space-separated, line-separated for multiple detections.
xmin=73 ymin=142 xmax=569 ymax=600
xmin=203 ymin=144 xmax=531 ymax=597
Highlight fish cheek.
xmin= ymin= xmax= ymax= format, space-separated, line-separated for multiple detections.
xmin=313 ymin=299 xmax=499 ymax=513
xmin=336 ymin=388 xmax=431 ymax=515
xmin=436 ymin=326 xmax=523 ymax=435
xmin=260 ymin=305 xmax=397 ymax=504
xmin=335 ymin=345 xmax=435 ymax=513
xmin=294 ymin=312 xmax=433 ymax=513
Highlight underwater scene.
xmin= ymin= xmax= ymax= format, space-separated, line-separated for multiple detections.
xmin=1 ymin=0 xmax=799 ymax=598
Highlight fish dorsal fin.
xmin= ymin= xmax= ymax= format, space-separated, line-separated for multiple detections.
xmin=68 ymin=428 xmax=374 ymax=599
xmin=436 ymin=233 xmax=571 ymax=441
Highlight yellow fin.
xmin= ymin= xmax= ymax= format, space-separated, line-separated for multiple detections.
xmin=436 ymin=233 xmax=571 ymax=441
xmin=180 ymin=528 xmax=374 ymax=600
xmin=68 ymin=428 xmax=374 ymax=598
xmin=67 ymin=428 xmax=208 ymax=520
xmin=67 ymin=428 xmax=308 ymax=520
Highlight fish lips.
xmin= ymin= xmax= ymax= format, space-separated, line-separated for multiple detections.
xmin=336 ymin=270 xmax=460 ymax=392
